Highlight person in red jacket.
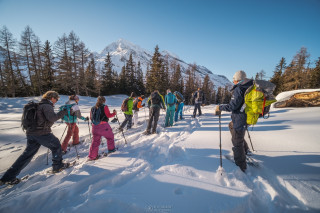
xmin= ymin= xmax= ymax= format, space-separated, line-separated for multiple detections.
xmin=88 ymin=96 xmax=117 ymax=160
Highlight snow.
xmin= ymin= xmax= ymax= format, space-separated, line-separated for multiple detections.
xmin=0 ymin=92 xmax=320 ymax=213
xmin=275 ymin=88 xmax=320 ymax=102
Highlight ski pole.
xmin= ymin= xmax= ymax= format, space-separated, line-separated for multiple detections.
xmin=219 ymin=111 xmax=222 ymax=172
xmin=115 ymin=113 xmax=127 ymax=145
xmin=46 ymin=149 xmax=49 ymax=165
xmin=74 ymin=144 xmax=79 ymax=159
xmin=87 ymin=120 xmax=92 ymax=141
xmin=246 ymin=126 xmax=255 ymax=152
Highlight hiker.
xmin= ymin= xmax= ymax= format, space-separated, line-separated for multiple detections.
xmin=88 ymin=96 xmax=117 ymax=160
xmin=174 ymin=91 xmax=184 ymax=121
xmin=0 ymin=91 xmax=68 ymax=184
xmin=215 ymin=70 xmax=253 ymax=172
xmin=193 ymin=87 xmax=205 ymax=118
xmin=143 ymin=90 xmax=165 ymax=135
xmin=119 ymin=92 xmax=136 ymax=131
xmin=132 ymin=95 xmax=145 ymax=127
xmin=165 ymin=89 xmax=177 ymax=127
xmin=61 ymin=95 xmax=89 ymax=154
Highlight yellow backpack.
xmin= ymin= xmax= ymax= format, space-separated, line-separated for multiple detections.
xmin=244 ymin=80 xmax=277 ymax=125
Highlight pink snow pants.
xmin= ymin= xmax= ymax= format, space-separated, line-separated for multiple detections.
xmin=88 ymin=122 xmax=115 ymax=160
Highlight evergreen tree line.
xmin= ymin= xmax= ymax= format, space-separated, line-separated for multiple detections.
xmin=0 ymin=25 xmax=232 ymax=105
xmin=268 ymin=47 xmax=320 ymax=95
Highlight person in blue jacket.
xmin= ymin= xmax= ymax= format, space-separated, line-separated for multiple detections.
xmin=165 ymin=89 xmax=177 ymax=127
xmin=174 ymin=91 xmax=184 ymax=121
xmin=215 ymin=70 xmax=253 ymax=172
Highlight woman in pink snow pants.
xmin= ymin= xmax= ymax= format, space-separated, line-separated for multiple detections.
xmin=88 ymin=96 xmax=117 ymax=160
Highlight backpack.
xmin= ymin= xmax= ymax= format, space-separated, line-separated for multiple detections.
xmin=150 ymin=92 xmax=161 ymax=105
xmin=166 ymin=93 xmax=175 ymax=107
xmin=244 ymin=80 xmax=277 ymax=125
xmin=21 ymin=101 xmax=40 ymax=131
xmin=132 ymin=98 xmax=139 ymax=111
xmin=121 ymin=98 xmax=129 ymax=112
xmin=174 ymin=91 xmax=184 ymax=102
xmin=91 ymin=105 xmax=108 ymax=125
xmin=59 ymin=104 xmax=75 ymax=123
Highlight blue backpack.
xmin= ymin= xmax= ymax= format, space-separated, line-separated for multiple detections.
xmin=59 ymin=104 xmax=76 ymax=123
xmin=166 ymin=93 xmax=176 ymax=107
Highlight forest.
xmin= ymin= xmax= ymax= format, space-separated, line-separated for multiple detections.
xmin=1 ymin=25 xmax=319 ymax=105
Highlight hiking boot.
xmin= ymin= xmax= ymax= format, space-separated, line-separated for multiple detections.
xmin=52 ymin=162 xmax=70 ymax=173
xmin=2 ymin=178 xmax=21 ymax=185
xmin=152 ymin=130 xmax=157 ymax=134
xmin=108 ymin=148 xmax=117 ymax=154
xmin=143 ymin=130 xmax=151 ymax=135
xmin=246 ymin=150 xmax=253 ymax=156
xmin=62 ymin=150 xmax=68 ymax=155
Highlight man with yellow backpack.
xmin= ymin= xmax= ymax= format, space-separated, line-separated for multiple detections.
xmin=215 ymin=70 xmax=276 ymax=172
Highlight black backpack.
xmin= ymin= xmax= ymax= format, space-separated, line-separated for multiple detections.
xmin=21 ymin=101 xmax=40 ymax=131
xmin=91 ymin=105 xmax=108 ymax=125
xmin=151 ymin=92 xmax=161 ymax=105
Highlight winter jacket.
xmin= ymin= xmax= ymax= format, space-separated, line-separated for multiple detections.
xmin=90 ymin=105 xmax=115 ymax=125
xmin=133 ymin=97 xmax=144 ymax=112
xmin=124 ymin=97 xmax=134 ymax=115
xmin=220 ymin=79 xmax=254 ymax=130
xmin=193 ymin=90 xmax=205 ymax=104
xmin=27 ymin=98 xmax=66 ymax=136
xmin=64 ymin=100 xmax=86 ymax=123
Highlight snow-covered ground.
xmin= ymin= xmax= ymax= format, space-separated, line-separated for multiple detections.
xmin=0 ymin=91 xmax=319 ymax=213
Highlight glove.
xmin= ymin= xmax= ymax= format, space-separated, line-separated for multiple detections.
xmin=215 ymin=105 xmax=221 ymax=116
xmin=142 ymin=103 xmax=145 ymax=107
xmin=85 ymin=116 xmax=89 ymax=121
xmin=113 ymin=109 xmax=117 ymax=114
xmin=110 ymin=118 xmax=118 ymax=123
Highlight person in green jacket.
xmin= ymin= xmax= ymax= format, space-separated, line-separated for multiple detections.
xmin=119 ymin=92 xmax=136 ymax=130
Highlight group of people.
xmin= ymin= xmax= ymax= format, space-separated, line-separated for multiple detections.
xmin=0 ymin=70 xmax=252 ymax=185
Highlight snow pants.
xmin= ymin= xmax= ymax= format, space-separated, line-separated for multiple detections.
xmin=1 ymin=133 xmax=63 ymax=182
xmin=193 ymin=103 xmax=202 ymax=117
xmin=228 ymin=121 xmax=248 ymax=170
xmin=88 ymin=123 xmax=115 ymax=160
xmin=61 ymin=123 xmax=79 ymax=152
xmin=147 ymin=107 xmax=160 ymax=133
xmin=133 ymin=110 xmax=139 ymax=126
xmin=120 ymin=114 xmax=133 ymax=130
xmin=165 ymin=105 xmax=175 ymax=127
xmin=174 ymin=102 xmax=184 ymax=122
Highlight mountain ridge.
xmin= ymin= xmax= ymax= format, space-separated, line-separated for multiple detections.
xmin=93 ymin=39 xmax=232 ymax=88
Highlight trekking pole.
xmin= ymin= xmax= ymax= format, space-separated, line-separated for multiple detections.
xmin=115 ymin=113 xmax=127 ymax=145
xmin=46 ymin=149 xmax=49 ymax=165
xmin=87 ymin=120 xmax=92 ymax=140
xmin=47 ymin=124 xmax=68 ymax=165
xmin=246 ymin=126 xmax=255 ymax=152
xmin=218 ymin=112 xmax=223 ymax=173
xmin=74 ymin=145 xmax=80 ymax=159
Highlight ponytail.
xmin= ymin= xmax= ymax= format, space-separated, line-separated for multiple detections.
xmin=96 ymin=96 xmax=106 ymax=108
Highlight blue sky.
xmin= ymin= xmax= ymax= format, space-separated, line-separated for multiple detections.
xmin=0 ymin=0 xmax=319 ymax=82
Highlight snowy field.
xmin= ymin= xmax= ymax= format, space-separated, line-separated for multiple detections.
xmin=0 ymin=92 xmax=319 ymax=213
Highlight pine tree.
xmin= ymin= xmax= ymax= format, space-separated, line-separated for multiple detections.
xmin=0 ymin=26 xmax=17 ymax=97
xmin=146 ymin=45 xmax=164 ymax=94
xmin=270 ymin=57 xmax=286 ymax=95
xmin=202 ymin=74 xmax=213 ymax=105
xmin=101 ymin=52 xmax=116 ymax=95
xmin=126 ymin=53 xmax=135 ymax=94
xmin=85 ymin=56 xmax=99 ymax=97
xmin=136 ymin=61 xmax=145 ymax=95
xmin=119 ymin=65 xmax=127 ymax=94
xmin=54 ymin=33 xmax=73 ymax=94
xmin=309 ymin=57 xmax=320 ymax=88
xmin=42 ymin=40 xmax=55 ymax=91
xmin=78 ymin=41 xmax=90 ymax=95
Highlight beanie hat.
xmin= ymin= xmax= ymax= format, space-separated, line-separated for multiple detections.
xmin=233 ymin=70 xmax=247 ymax=81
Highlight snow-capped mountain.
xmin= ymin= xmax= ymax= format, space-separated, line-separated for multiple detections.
xmin=93 ymin=39 xmax=232 ymax=88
